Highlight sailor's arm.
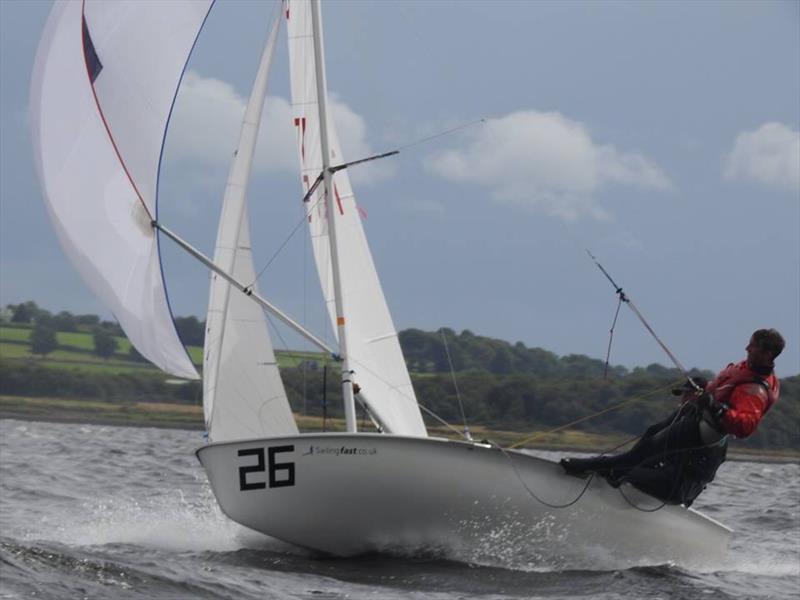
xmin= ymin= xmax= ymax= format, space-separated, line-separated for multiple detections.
xmin=718 ymin=383 xmax=769 ymax=438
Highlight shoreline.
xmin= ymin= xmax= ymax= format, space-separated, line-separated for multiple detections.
xmin=2 ymin=395 xmax=797 ymax=464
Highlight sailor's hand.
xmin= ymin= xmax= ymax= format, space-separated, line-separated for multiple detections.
xmin=695 ymin=392 xmax=713 ymax=410
xmin=699 ymin=393 xmax=727 ymax=428
xmin=707 ymin=398 xmax=728 ymax=425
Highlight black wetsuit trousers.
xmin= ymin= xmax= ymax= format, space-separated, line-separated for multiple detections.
xmin=579 ymin=408 xmax=703 ymax=473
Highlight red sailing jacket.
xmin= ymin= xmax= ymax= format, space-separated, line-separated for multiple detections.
xmin=705 ymin=360 xmax=780 ymax=438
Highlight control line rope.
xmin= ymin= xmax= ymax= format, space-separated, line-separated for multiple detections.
xmin=490 ymin=441 xmax=597 ymax=509
xmin=507 ymin=381 xmax=680 ymax=449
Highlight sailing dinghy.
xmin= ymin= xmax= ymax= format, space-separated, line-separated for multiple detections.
xmin=31 ymin=0 xmax=731 ymax=563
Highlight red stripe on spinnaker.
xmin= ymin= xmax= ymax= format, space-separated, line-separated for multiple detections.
xmin=80 ymin=0 xmax=152 ymax=221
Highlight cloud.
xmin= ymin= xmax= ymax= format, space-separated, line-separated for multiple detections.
xmin=427 ymin=110 xmax=672 ymax=220
xmin=724 ymin=122 xmax=800 ymax=193
xmin=403 ymin=199 xmax=446 ymax=216
xmin=165 ymin=71 xmax=392 ymax=185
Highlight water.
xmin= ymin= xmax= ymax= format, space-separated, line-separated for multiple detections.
xmin=0 ymin=419 xmax=797 ymax=599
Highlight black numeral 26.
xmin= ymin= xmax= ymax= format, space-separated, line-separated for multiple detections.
xmin=238 ymin=445 xmax=295 ymax=491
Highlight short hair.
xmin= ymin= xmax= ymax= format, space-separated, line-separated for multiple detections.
xmin=751 ymin=329 xmax=785 ymax=359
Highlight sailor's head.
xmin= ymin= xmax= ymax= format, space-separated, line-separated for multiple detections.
xmin=747 ymin=329 xmax=785 ymax=368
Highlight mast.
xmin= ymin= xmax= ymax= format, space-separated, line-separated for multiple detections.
xmin=310 ymin=0 xmax=357 ymax=433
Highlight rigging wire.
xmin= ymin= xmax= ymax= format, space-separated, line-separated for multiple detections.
xmin=263 ymin=311 xmax=292 ymax=357
xmin=603 ymin=296 xmax=624 ymax=378
xmin=586 ymin=250 xmax=700 ymax=391
xmin=248 ymin=193 xmax=324 ymax=289
xmin=344 ymin=350 xmax=472 ymax=440
xmin=247 ymin=117 xmax=486 ymax=287
xmin=417 ymin=402 xmax=474 ymax=440
xmin=440 ymin=328 xmax=472 ymax=441
xmin=394 ymin=118 xmax=486 ymax=152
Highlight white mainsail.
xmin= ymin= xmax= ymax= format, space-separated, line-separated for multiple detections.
xmin=30 ymin=0 xmax=212 ymax=379
xmin=286 ymin=0 xmax=427 ymax=437
xmin=204 ymin=15 xmax=298 ymax=442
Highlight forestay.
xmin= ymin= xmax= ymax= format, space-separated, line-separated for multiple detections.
xmin=30 ymin=0 xmax=212 ymax=379
xmin=286 ymin=0 xmax=426 ymax=437
xmin=204 ymin=16 xmax=298 ymax=442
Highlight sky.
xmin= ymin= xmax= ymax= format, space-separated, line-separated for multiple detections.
xmin=1 ymin=0 xmax=798 ymax=376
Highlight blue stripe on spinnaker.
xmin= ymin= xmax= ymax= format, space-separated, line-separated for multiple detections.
xmin=154 ymin=0 xmax=218 ymax=378
xmin=81 ymin=15 xmax=102 ymax=83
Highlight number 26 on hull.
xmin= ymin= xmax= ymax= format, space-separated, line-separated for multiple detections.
xmin=237 ymin=445 xmax=295 ymax=491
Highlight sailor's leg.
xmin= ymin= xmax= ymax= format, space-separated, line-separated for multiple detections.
xmin=616 ymin=464 xmax=684 ymax=503
xmin=615 ymin=417 xmax=704 ymax=474
xmin=560 ymin=413 xmax=700 ymax=477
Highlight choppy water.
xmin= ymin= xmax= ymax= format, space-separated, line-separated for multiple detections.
xmin=0 ymin=419 xmax=797 ymax=599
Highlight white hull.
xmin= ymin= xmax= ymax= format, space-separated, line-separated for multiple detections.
xmin=196 ymin=433 xmax=731 ymax=563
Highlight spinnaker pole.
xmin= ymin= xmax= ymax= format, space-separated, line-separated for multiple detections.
xmin=155 ymin=221 xmax=336 ymax=358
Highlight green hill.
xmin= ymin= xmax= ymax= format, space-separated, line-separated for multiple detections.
xmin=1 ymin=301 xmax=797 ymax=451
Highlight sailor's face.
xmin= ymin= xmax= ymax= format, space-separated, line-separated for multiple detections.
xmin=746 ymin=336 xmax=772 ymax=368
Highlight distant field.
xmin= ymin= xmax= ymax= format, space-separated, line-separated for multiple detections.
xmin=0 ymin=326 xmax=132 ymax=353
xmin=0 ymin=324 xmax=326 ymax=374
xmin=1 ymin=324 xmax=164 ymax=374
xmin=0 ymin=328 xmax=32 ymax=343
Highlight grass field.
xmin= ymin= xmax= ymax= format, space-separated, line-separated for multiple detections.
xmin=1 ymin=326 xmax=131 ymax=351
xmin=0 ymin=324 xmax=326 ymax=375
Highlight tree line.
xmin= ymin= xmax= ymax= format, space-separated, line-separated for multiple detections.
xmin=2 ymin=302 xmax=690 ymax=379
xmin=3 ymin=301 xmax=798 ymax=449
xmin=2 ymin=358 xmax=796 ymax=449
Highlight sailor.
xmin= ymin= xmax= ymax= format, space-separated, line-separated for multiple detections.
xmin=560 ymin=328 xmax=784 ymax=506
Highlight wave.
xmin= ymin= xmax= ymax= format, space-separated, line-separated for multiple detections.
xmin=18 ymin=487 xmax=264 ymax=554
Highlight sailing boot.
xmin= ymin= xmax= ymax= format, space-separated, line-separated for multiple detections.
xmin=560 ymin=456 xmax=615 ymax=477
